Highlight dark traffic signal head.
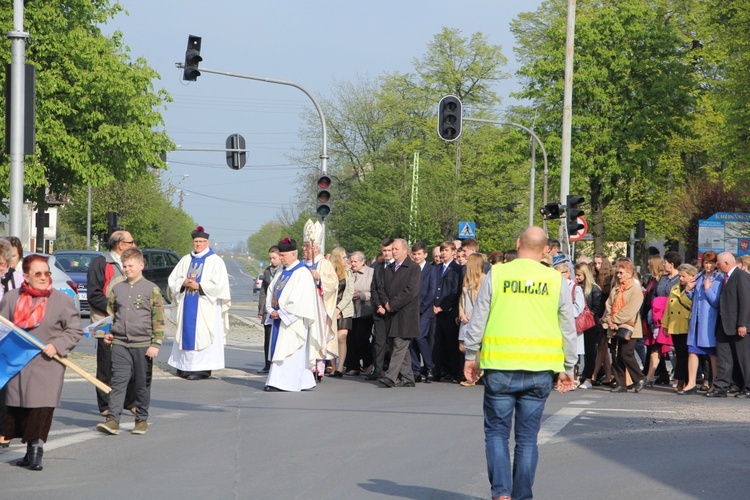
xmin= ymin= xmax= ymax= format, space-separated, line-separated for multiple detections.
xmin=540 ymin=203 xmax=564 ymax=220
xmin=316 ymin=175 xmax=332 ymax=219
xmin=437 ymin=95 xmax=463 ymax=142
xmin=566 ymin=195 xmax=585 ymax=236
xmin=183 ymin=35 xmax=203 ymax=81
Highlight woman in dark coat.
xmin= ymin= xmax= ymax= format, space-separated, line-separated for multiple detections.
xmin=0 ymin=254 xmax=82 ymax=471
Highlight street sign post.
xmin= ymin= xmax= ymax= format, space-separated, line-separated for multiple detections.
xmin=568 ymin=216 xmax=588 ymax=241
xmin=458 ymin=221 xmax=476 ymax=239
xmin=225 ymin=133 xmax=246 ymax=170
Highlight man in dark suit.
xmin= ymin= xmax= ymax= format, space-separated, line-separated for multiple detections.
xmin=379 ymin=239 xmax=422 ymax=388
xmin=433 ymin=240 xmax=464 ymax=382
xmin=409 ymin=242 xmax=438 ymax=382
xmin=367 ymin=238 xmax=394 ymax=380
xmin=708 ymin=252 xmax=750 ymax=398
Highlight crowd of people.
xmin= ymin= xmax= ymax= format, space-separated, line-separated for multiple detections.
xmin=3 ymin=219 xmax=750 ymax=481
xmin=258 ymin=228 xmax=750 ymax=400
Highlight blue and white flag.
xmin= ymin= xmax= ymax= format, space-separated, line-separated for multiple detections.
xmin=0 ymin=322 xmax=42 ymax=389
xmin=82 ymin=315 xmax=113 ymax=339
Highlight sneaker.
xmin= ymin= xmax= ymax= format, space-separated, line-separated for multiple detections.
xmin=131 ymin=420 xmax=148 ymax=435
xmin=579 ymin=380 xmax=592 ymax=390
xmin=96 ymin=417 xmax=120 ymax=435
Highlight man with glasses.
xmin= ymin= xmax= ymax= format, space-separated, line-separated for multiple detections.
xmin=87 ymin=230 xmax=137 ymax=416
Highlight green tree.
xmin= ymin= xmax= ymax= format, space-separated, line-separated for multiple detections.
xmin=291 ymin=27 xmax=522 ymax=254
xmin=0 ymin=1 xmax=172 ymax=203
xmin=58 ymin=172 xmax=196 ymax=254
xmin=512 ymin=0 xmax=698 ymax=251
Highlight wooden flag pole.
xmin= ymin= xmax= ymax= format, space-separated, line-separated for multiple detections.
xmin=0 ymin=315 xmax=111 ymax=394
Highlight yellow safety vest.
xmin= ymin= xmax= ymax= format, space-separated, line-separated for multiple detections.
xmin=479 ymin=259 xmax=565 ymax=372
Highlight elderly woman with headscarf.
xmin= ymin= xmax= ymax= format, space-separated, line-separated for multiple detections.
xmin=602 ymin=258 xmax=646 ymax=393
xmin=0 ymin=255 xmax=82 ymax=471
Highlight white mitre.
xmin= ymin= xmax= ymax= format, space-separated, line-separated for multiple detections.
xmin=303 ymin=219 xmax=323 ymax=245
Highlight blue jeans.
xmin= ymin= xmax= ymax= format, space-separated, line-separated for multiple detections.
xmin=483 ymin=370 xmax=553 ymax=500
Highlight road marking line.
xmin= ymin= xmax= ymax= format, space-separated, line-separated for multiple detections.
xmin=568 ymin=400 xmax=595 ymax=405
xmin=538 ymin=407 xmax=585 ymax=445
xmin=586 ymin=408 xmax=677 ymax=413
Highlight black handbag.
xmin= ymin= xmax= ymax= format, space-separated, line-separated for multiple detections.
xmin=614 ymin=327 xmax=632 ymax=341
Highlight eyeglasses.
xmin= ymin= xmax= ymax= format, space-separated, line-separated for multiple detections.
xmin=120 ymin=240 xmax=136 ymax=246
xmin=29 ymin=271 xmax=52 ymax=278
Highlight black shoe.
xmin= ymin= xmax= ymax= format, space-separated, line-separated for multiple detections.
xmin=395 ymin=379 xmax=416 ymax=388
xmin=28 ymin=445 xmax=43 ymax=471
xmin=330 ymin=371 xmax=343 ymax=378
xmin=186 ymin=374 xmax=202 ymax=380
xmin=414 ymin=375 xmax=423 ymax=383
xmin=424 ymin=369 xmax=434 ymax=383
xmin=378 ymin=377 xmax=395 ymax=388
xmin=264 ymin=386 xmax=283 ymax=392
xmin=677 ymin=386 xmax=698 ymax=395
xmin=16 ymin=444 xmax=32 ymax=467
xmin=734 ymin=390 xmax=750 ymax=398
xmin=729 ymin=384 xmax=741 ymax=394
xmin=634 ymin=379 xmax=646 ymax=393
xmin=364 ymin=372 xmax=380 ymax=381
xmin=706 ymin=390 xmax=727 ymax=398
xmin=610 ymin=386 xmax=627 ymax=393
xmin=256 ymin=368 xmax=269 ymax=374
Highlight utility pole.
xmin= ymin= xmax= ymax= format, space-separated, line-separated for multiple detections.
xmin=408 ymin=152 xmax=420 ymax=244
xmin=176 ymin=54 xmax=328 ymax=250
xmin=7 ymin=0 xmax=29 ymax=237
xmin=86 ymin=185 xmax=92 ymax=250
xmin=559 ymin=0 xmax=577 ymax=254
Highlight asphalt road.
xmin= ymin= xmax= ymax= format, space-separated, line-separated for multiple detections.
xmin=4 ymin=362 xmax=750 ymax=499
xmin=224 ymin=256 xmax=258 ymax=304
xmin=5 ymin=258 xmax=750 ymax=499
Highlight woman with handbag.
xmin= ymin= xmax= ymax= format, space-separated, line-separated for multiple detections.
xmin=602 ymin=258 xmax=646 ymax=393
xmin=575 ymin=263 xmax=604 ymax=389
xmin=555 ymin=263 xmax=585 ymax=384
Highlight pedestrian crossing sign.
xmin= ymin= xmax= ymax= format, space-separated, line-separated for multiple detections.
xmin=458 ymin=221 xmax=476 ymax=239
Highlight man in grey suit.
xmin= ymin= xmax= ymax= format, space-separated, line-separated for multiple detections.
xmin=379 ymin=239 xmax=422 ymax=388
xmin=708 ymin=252 xmax=750 ymax=397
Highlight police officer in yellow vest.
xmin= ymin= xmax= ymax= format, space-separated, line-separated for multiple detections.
xmin=463 ymin=227 xmax=578 ymax=500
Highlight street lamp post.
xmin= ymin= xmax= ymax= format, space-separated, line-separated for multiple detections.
xmin=463 ymin=118 xmax=549 ymax=228
xmin=175 ymin=64 xmax=329 ymax=250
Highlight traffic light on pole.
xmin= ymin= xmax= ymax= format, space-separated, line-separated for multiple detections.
xmin=566 ymin=195 xmax=585 ymax=236
xmin=316 ymin=175 xmax=332 ymax=219
xmin=437 ymin=95 xmax=462 ymax=142
xmin=182 ymin=35 xmax=202 ymax=81
xmin=107 ymin=211 xmax=118 ymax=237
xmin=540 ymin=203 xmax=564 ymax=220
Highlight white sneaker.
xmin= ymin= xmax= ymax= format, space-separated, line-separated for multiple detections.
xmin=579 ymin=380 xmax=592 ymax=389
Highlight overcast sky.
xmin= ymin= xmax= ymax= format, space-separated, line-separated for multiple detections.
xmin=105 ymin=0 xmax=545 ymax=246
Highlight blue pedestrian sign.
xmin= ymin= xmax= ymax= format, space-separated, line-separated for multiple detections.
xmin=458 ymin=221 xmax=476 ymax=239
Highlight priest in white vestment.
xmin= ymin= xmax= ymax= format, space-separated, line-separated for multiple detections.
xmin=264 ymin=237 xmax=321 ymax=392
xmin=167 ymin=226 xmax=231 ymax=380
xmin=302 ymin=220 xmax=338 ymax=377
